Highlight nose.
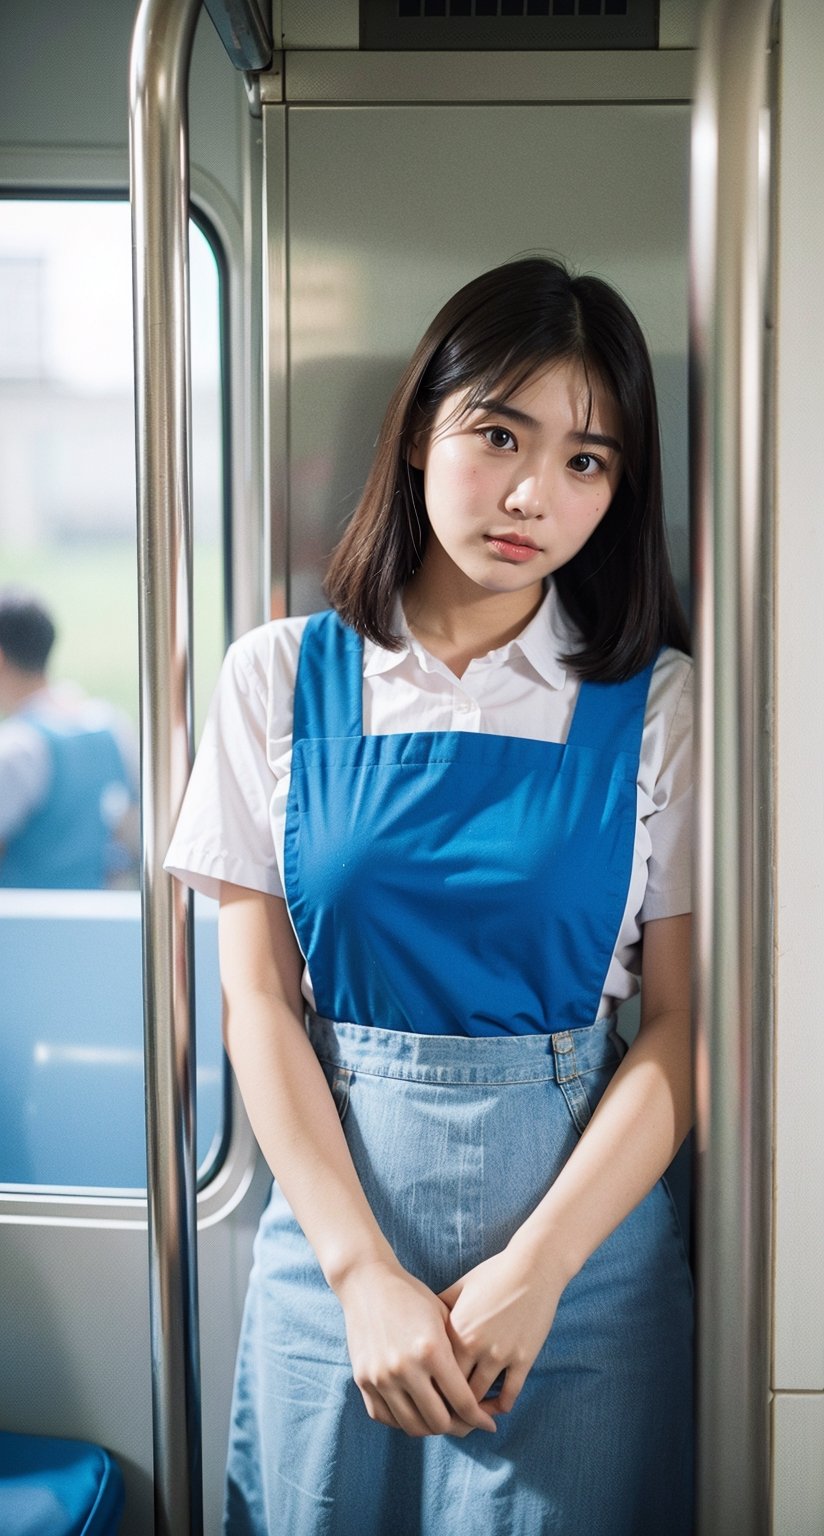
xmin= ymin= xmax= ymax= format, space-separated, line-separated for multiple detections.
xmin=503 ymin=467 xmax=548 ymax=521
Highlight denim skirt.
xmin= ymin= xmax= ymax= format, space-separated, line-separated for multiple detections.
xmin=223 ymin=1015 xmax=694 ymax=1536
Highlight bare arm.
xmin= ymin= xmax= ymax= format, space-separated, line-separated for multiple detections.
xmin=218 ymin=881 xmax=496 ymax=1438
xmin=440 ymin=913 xmax=693 ymax=1412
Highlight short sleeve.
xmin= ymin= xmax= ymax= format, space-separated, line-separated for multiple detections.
xmin=638 ymin=657 xmax=693 ymax=924
xmin=164 ymin=636 xmax=283 ymax=901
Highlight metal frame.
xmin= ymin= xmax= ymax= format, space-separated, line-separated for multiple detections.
xmin=204 ymin=0 xmax=273 ymax=71
xmin=262 ymin=102 xmax=289 ymax=616
xmin=690 ymin=0 xmax=776 ymax=1530
xmin=0 ymin=150 xmax=261 ymax=1236
xmin=271 ymin=48 xmax=694 ymax=104
xmin=123 ymin=0 xmax=780 ymax=1521
xmin=129 ymin=1 xmax=204 ymax=1530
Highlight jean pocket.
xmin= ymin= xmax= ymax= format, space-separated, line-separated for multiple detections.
xmin=558 ymin=1060 xmax=616 ymax=1136
xmin=658 ymin=1138 xmax=695 ymax=1301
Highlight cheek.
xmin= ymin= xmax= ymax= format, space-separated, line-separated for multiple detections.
xmin=565 ymin=490 xmax=603 ymax=526
xmin=426 ymin=457 xmax=483 ymax=511
xmin=587 ymin=482 xmax=617 ymax=526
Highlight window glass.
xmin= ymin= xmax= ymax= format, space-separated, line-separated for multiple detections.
xmin=0 ymin=196 xmax=227 ymax=1192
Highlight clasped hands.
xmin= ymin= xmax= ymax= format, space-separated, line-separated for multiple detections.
xmin=336 ymin=1241 xmax=567 ymax=1439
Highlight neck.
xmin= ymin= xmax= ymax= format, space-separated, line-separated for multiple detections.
xmin=402 ymin=550 xmax=544 ymax=675
xmin=0 ymin=669 xmax=47 ymax=716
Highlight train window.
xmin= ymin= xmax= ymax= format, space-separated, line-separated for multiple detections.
xmin=0 ymin=195 xmax=228 ymax=1194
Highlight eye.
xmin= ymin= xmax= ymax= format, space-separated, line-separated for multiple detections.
xmin=568 ymin=452 xmax=605 ymax=477
xmin=479 ymin=425 xmax=517 ymax=451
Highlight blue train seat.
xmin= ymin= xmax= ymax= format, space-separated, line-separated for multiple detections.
xmin=0 ymin=1431 xmax=124 ymax=1534
xmin=0 ymin=890 xmax=222 ymax=1190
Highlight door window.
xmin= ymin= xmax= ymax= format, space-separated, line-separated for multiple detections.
xmin=0 ymin=196 xmax=228 ymax=1192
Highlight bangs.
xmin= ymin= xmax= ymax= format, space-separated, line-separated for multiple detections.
xmin=438 ymin=347 xmax=622 ymax=452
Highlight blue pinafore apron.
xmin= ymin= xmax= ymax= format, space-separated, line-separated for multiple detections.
xmin=224 ymin=611 xmax=694 ymax=1536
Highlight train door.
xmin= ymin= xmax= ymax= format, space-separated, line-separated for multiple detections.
xmin=0 ymin=6 xmax=270 ymax=1532
xmin=134 ymin=4 xmax=696 ymax=1530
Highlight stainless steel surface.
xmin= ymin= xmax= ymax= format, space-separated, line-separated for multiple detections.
xmin=204 ymin=0 xmax=272 ymax=71
xmin=128 ymin=0 xmax=204 ymax=1531
xmin=282 ymin=0 xmax=358 ymax=51
xmin=276 ymin=48 xmax=695 ymax=104
xmin=262 ymin=106 xmax=289 ymax=616
xmin=659 ymin=0 xmax=701 ymax=47
xmin=233 ymin=106 xmax=268 ymax=634
xmin=690 ymin=0 xmax=775 ymax=1530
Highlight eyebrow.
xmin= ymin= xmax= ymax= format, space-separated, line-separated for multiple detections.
xmin=473 ymin=398 xmax=622 ymax=454
xmin=473 ymin=398 xmax=541 ymax=430
xmin=572 ymin=430 xmax=623 ymax=454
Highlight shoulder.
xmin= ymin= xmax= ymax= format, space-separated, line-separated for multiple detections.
xmin=214 ymin=615 xmax=314 ymax=742
xmin=646 ymin=647 xmax=693 ymax=729
xmin=0 ymin=716 xmax=52 ymax=831
xmin=223 ymin=614 xmax=311 ymax=690
xmin=0 ymin=713 xmax=49 ymax=763
xmin=638 ymin=648 xmax=693 ymax=802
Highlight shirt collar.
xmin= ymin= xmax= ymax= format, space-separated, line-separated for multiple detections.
xmin=362 ymin=582 xmax=578 ymax=689
xmin=362 ymin=602 xmax=413 ymax=677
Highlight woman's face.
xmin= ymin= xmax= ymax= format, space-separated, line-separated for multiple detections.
xmin=409 ymin=359 xmax=624 ymax=602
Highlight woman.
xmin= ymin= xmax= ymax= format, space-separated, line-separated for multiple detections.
xmin=166 ymin=256 xmax=694 ymax=1535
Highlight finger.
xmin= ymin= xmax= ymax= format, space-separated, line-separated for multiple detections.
xmin=441 ymin=1310 xmax=478 ymax=1379
xmin=383 ymin=1387 xmax=442 ymax=1439
xmin=487 ymin=1363 xmax=530 ymax=1416
xmin=359 ymin=1385 xmax=403 ymax=1432
xmin=430 ymin=1382 xmax=475 ymax=1439
xmin=434 ymin=1361 xmax=497 ymax=1433
xmin=443 ymin=1327 xmax=475 ymax=1381
xmin=468 ymin=1361 xmax=507 ymax=1404
xmin=406 ymin=1381 xmax=456 ymax=1437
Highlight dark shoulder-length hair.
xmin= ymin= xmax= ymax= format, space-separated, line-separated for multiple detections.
xmin=324 ymin=256 xmax=690 ymax=679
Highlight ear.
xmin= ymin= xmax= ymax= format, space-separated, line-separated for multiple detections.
xmin=404 ymin=406 xmax=428 ymax=471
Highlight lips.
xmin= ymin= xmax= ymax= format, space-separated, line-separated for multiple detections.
xmin=484 ymin=533 xmax=542 ymax=563
xmin=485 ymin=533 xmax=540 ymax=550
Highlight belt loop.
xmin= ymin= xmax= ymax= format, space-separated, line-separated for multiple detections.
xmin=551 ymin=1029 xmax=593 ymax=1136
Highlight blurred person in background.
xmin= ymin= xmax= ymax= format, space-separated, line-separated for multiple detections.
xmin=0 ymin=586 xmax=139 ymax=889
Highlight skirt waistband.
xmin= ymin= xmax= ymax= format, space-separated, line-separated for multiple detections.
xmin=305 ymin=1013 xmax=624 ymax=1085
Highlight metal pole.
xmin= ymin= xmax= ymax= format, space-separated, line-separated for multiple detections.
xmin=690 ymin=1 xmax=776 ymax=1532
xmin=128 ymin=2 xmax=204 ymax=1531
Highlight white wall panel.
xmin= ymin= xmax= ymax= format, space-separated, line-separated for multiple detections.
xmin=773 ymin=0 xmax=824 ymax=1395
xmin=773 ymin=1394 xmax=824 ymax=1534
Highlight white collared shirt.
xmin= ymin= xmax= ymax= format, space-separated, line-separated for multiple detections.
xmin=166 ymin=585 xmax=692 ymax=1021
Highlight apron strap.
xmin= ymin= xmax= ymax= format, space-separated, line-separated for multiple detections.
xmin=566 ymin=655 xmax=658 ymax=763
xmin=292 ymin=610 xmax=364 ymax=745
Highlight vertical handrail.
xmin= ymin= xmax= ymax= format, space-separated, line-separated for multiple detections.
xmin=128 ymin=2 xmax=204 ymax=1532
xmin=690 ymin=1 xmax=775 ymax=1532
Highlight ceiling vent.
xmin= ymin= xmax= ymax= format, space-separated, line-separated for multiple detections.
xmin=360 ymin=0 xmax=657 ymax=50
